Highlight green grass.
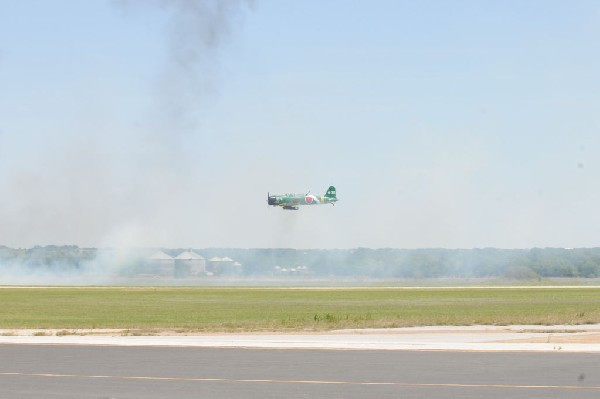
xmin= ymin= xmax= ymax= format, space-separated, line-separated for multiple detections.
xmin=1 ymin=287 xmax=600 ymax=332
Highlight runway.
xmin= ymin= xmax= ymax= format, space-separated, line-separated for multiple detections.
xmin=2 ymin=325 xmax=600 ymax=398
xmin=1 ymin=344 xmax=599 ymax=398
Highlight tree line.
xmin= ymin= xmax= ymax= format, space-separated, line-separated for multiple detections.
xmin=2 ymin=246 xmax=600 ymax=279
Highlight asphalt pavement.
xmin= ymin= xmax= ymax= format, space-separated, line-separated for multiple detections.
xmin=0 ymin=345 xmax=599 ymax=399
xmin=2 ymin=325 xmax=600 ymax=398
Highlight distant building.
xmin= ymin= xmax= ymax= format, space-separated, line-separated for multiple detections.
xmin=206 ymin=256 xmax=240 ymax=275
xmin=174 ymin=251 xmax=206 ymax=277
xmin=207 ymin=256 xmax=223 ymax=274
xmin=274 ymin=265 xmax=308 ymax=276
xmin=147 ymin=251 xmax=175 ymax=276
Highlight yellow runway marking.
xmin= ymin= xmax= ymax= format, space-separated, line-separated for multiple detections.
xmin=0 ymin=372 xmax=599 ymax=390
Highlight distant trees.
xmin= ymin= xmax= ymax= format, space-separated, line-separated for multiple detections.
xmin=210 ymin=247 xmax=600 ymax=279
xmin=2 ymin=246 xmax=600 ymax=279
xmin=0 ymin=245 xmax=96 ymax=271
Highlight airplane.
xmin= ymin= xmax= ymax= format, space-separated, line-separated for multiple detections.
xmin=267 ymin=186 xmax=338 ymax=210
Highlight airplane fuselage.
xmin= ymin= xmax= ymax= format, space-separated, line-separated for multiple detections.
xmin=268 ymin=186 xmax=338 ymax=210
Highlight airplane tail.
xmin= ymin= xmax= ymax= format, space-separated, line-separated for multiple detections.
xmin=324 ymin=186 xmax=337 ymax=200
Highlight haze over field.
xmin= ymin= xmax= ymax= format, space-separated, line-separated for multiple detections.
xmin=1 ymin=1 xmax=599 ymax=249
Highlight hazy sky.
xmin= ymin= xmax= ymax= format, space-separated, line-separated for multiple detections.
xmin=1 ymin=0 xmax=599 ymax=249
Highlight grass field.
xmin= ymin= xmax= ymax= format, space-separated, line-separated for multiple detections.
xmin=1 ymin=287 xmax=599 ymax=332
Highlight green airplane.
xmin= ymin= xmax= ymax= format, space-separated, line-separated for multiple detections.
xmin=267 ymin=186 xmax=338 ymax=210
